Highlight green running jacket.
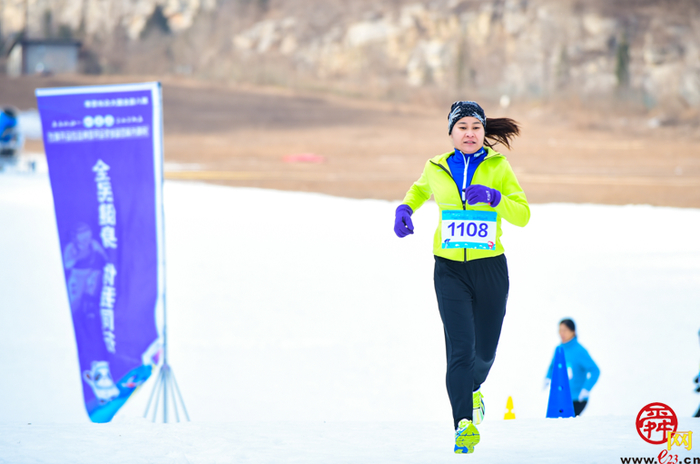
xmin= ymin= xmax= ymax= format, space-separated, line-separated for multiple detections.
xmin=402 ymin=147 xmax=530 ymax=262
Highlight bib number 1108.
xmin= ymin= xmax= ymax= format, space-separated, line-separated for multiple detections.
xmin=441 ymin=210 xmax=497 ymax=250
xmin=447 ymin=221 xmax=489 ymax=238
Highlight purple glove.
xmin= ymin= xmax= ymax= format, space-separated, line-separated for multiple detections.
xmin=394 ymin=204 xmax=414 ymax=237
xmin=465 ymin=184 xmax=501 ymax=207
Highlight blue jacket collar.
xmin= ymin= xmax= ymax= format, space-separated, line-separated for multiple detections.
xmin=453 ymin=147 xmax=486 ymax=162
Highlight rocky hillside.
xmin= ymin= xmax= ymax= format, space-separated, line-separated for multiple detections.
xmin=2 ymin=0 xmax=700 ymax=111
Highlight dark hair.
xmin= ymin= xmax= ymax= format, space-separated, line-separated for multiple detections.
xmin=559 ymin=318 xmax=576 ymax=333
xmin=484 ymin=117 xmax=520 ymax=150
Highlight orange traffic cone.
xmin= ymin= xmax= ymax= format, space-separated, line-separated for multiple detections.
xmin=504 ymin=396 xmax=516 ymax=420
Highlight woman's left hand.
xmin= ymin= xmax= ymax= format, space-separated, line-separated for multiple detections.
xmin=465 ymin=184 xmax=502 ymax=207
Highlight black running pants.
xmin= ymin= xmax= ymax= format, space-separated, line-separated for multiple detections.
xmin=433 ymin=254 xmax=509 ymax=429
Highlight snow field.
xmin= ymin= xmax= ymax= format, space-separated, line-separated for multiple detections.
xmin=1 ymin=172 xmax=699 ymax=463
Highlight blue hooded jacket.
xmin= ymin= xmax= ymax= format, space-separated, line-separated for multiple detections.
xmin=546 ymin=336 xmax=600 ymax=401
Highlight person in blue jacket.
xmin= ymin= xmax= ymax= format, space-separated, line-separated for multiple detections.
xmin=546 ymin=318 xmax=600 ymax=416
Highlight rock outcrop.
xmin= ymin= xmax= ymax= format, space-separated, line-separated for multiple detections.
xmin=2 ymin=0 xmax=699 ymax=108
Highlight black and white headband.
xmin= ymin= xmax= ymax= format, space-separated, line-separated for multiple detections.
xmin=448 ymin=101 xmax=486 ymax=134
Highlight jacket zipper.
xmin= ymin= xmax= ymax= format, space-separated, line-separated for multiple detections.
xmin=431 ymin=153 xmax=494 ymax=262
xmin=430 ymin=160 xmax=468 ymax=262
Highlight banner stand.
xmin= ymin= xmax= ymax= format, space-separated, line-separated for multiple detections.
xmin=143 ymin=363 xmax=189 ymax=423
xmin=144 ymin=286 xmax=189 ymax=423
xmin=36 ymin=81 xmax=190 ymax=423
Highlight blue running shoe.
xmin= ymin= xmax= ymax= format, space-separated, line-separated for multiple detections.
xmin=454 ymin=418 xmax=480 ymax=454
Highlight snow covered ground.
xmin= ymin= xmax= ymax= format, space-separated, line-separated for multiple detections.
xmin=1 ymin=172 xmax=699 ymax=463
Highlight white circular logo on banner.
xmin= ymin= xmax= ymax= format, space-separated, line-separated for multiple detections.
xmin=105 ymin=115 xmax=115 ymax=127
xmin=83 ymin=116 xmax=94 ymax=128
xmin=94 ymin=115 xmax=105 ymax=127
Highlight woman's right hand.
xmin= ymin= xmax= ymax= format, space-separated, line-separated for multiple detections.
xmin=394 ymin=204 xmax=414 ymax=237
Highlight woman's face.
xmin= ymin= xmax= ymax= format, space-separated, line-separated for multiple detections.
xmin=559 ymin=324 xmax=575 ymax=344
xmin=450 ymin=116 xmax=485 ymax=154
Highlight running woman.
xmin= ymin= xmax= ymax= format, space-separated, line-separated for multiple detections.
xmin=393 ymin=101 xmax=530 ymax=454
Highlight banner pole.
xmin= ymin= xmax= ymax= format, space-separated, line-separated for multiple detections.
xmin=157 ymin=82 xmax=170 ymax=424
xmin=140 ymin=83 xmax=189 ymax=423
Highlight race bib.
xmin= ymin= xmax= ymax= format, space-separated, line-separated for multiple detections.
xmin=441 ymin=210 xmax=497 ymax=250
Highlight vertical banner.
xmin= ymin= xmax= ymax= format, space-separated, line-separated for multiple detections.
xmin=36 ymin=83 xmax=165 ymax=423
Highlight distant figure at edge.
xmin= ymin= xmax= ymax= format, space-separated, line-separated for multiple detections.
xmin=694 ymin=329 xmax=700 ymax=417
